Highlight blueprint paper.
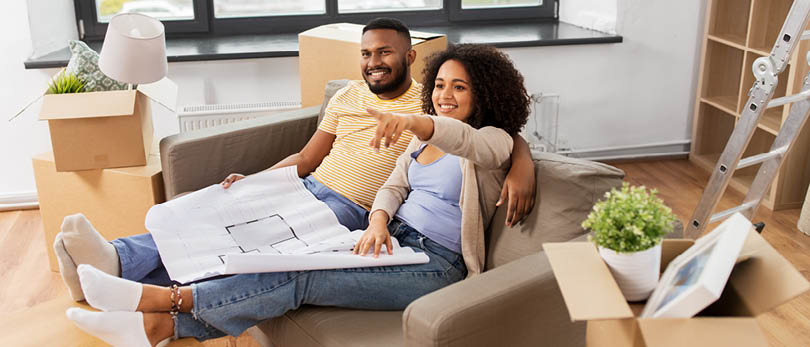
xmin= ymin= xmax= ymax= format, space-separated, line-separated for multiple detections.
xmin=225 ymin=230 xmax=431 ymax=273
xmin=146 ymin=166 xmax=429 ymax=283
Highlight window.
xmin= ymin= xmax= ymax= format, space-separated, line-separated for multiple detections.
xmin=75 ymin=0 xmax=557 ymax=40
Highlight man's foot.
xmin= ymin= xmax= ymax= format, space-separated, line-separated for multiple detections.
xmin=78 ymin=264 xmax=142 ymax=312
xmin=61 ymin=213 xmax=121 ymax=276
xmin=53 ymin=233 xmax=84 ymax=301
xmin=66 ymin=308 xmax=172 ymax=347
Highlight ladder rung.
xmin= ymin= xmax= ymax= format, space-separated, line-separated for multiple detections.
xmin=709 ymin=201 xmax=759 ymax=224
xmin=737 ymin=146 xmax=788 ymax=169
xmin=768 ymin=89 xmax=810 ymax=108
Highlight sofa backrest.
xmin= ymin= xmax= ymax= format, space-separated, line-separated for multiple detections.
xmin=485 ymin=153 xmax=624 ymax=270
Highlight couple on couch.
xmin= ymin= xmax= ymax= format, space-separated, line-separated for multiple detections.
xmin=56 ymin=18 xmax=535 ymax=346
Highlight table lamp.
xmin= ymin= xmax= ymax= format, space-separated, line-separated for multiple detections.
xmin=98 ymin=12 xmax=167 ymax=86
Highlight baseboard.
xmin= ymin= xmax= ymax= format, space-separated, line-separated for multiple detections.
xmin=558 ymin=140 xmax=691 ymax=162
xmin=0 ymin=191 xmax=39 ymax=211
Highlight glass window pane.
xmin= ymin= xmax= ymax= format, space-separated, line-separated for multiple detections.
xmin=461 ymin=0 xmax=541 ymax=9
xmin=213 ymin=0 xmax=326 ymax=18
xmin=96 ymin=0 xmax=195 ymax=22
xmin=338 ymin=0 xmax=442 ymax=14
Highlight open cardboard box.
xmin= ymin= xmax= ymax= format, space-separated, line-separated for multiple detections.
xmin=543 ymin=229 xmax=810 ymax=347
xmin=298 ymin=23 xmax=447 ymax=107
xmin=37 ymin=72 xmax=177 ymax=172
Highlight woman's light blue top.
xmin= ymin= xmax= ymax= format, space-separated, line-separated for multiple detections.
xmin=395 ymin=144 xmax=463 ymax=254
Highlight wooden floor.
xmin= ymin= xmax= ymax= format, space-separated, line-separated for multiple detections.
xmin=2 ymin=159 xmax=809 ymax=346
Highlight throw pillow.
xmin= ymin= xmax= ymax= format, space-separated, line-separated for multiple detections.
xmin=65 ymin=40 xmax=128 ymax=92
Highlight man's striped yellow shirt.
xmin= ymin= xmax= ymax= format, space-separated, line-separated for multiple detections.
xmin=312 ymin=79 xmax=423 ymax=210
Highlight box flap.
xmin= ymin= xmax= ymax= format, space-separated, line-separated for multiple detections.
xmin=637 ymin=318 xmax=767 ymax=347
xmin=409 ymin=29 xmax=444 ymax=40
xmin=136 ymin=77 xmax=178 ymax=112
xmin=726 ymin=229 xmax=810 ymax=316
xmin=543 ymin=242 xmax=634 ymax=321
xmin=660 ymin=239 xmax=694 ymax=272
xmin=39 ymin=90 xmax=136 ymax=120
xmin=300 ymin=23 xmax=363 ymax=42
xmin=300 ymin=23 xmax=443 ymax=45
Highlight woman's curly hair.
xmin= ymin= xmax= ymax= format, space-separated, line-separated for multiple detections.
xmin=421 ymin=44 xmax=530 ymax=136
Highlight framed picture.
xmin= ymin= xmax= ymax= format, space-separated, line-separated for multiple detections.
xmin=640 ymin=213 xmax=751 ymax=318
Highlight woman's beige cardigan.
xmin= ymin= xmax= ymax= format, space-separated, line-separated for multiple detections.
xmin=370 ymin=116 xmax=513 ymax=277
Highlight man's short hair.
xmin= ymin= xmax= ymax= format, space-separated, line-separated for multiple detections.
xmin=363 ymin=18 xmax=411 ymax=48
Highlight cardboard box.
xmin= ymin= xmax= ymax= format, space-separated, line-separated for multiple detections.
xmin=298 ymin=23 xmax=447 ymax=107
xmin=38 ymin=76 xmax=177 ymax=172
xmin=543 ymin=230 xmax=810 ymax=347
xmin=32 ymin=152 xmax=165 ymax=271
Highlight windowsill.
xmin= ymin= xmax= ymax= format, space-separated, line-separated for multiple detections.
xmin=24 ymin=20 xmax=621 ymax=69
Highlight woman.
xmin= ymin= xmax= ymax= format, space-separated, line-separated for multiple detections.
xmin=66 ymin=44 xmax=531 ymax=346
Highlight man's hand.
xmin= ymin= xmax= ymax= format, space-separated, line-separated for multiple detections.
xmin=354 ymin=211 xmax=393 ymax=257
xmin=220 ymin=173 xmax=246 ymax=189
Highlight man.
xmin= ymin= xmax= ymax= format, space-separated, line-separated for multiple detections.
xmin=55 ymin=18 xmax=536 ymax=301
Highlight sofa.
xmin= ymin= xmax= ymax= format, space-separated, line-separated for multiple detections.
xmin=159 ymin=80 xmax=626 ymax=346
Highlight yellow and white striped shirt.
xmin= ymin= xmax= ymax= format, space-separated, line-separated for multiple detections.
xmin=312 ymin=79 xmax=423 ymax=210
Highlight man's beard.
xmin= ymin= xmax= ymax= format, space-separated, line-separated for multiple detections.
xmin=364 ymin=58 xmax=409 ymax=95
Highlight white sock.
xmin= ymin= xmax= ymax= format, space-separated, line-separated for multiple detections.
xmin=78 ymin=264 xmax=142 ymax=312
xmin=61 ymin=213 xmax=121 ymax=277
xmin=54 ymin=233 xmax=84 ymax=301
xmin=66 ymin=308 xmax=152 ymax=347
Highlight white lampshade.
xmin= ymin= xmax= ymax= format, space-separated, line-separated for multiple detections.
xmin=99 ymin=13 xmax=168 ymax=85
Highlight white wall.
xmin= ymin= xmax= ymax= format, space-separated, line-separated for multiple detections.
xmin=0 ymin=0 xmax=705 ymax=199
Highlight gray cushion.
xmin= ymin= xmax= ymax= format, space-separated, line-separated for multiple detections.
xmin=65 ymin=40 xmax=128 ymax=92
xmin=485 ymin=152 xmax=625 ymax=269
xmin=318 ymin=80 xmax=350 ymax=125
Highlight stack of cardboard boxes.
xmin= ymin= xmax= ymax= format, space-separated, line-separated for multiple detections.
xmin=33 ymin=78 xmax=176 ymax=271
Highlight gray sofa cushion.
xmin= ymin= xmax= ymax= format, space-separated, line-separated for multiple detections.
xmin=318 ymin=80 xmax=350 ymax=125
xmin=485 ymin=152 xmax=625 ymax=270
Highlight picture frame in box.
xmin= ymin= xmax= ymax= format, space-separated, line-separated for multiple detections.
xmin=640 ymin=212 xmax=751 ymax=318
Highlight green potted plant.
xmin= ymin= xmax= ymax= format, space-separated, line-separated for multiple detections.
xmin=47 ymin=71 xmax=86 ymax=94
xmin=582 ymin=182 xmax=676 ymax=301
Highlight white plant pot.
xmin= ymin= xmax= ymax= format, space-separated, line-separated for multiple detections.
xmin=598 ymin=243 xmax=662 ymax=302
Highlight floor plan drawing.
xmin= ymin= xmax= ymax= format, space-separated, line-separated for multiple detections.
xmin=147 ymin=166 xmax=428 ymax=284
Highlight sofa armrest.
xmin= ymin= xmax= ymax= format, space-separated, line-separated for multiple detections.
xmin=402 ymin=251 xmax=585 ymax=347
xmin=159 ymin=106 xmax=321 ymax=200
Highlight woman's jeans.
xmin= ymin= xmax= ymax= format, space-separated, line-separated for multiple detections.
xmin=174 ymin=220 xmax=467 ymax=341
xmin=110 ymin=175 xmax=370 ymax=285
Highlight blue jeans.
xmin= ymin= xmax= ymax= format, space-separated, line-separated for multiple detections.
xmin=174 ymin=220 xmax=467 ymax=341
xmin=111 ymin=175 xmax=370 ymax=285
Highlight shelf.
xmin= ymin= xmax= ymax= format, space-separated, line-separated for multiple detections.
xmin=702 ymin=40 xmax=744 ymax=105
xmin=759 ymin=108 xmax=783 ymax=135
xmin=690 ymin=152 xmax=722 ymax=173
xmin=708 ymin=34 xmax=747 ymax=51
xmin=692 ymin=0 xmax=810 ymax=211
xmin=748 ymin=0 xmax=793 ymax=53
xmin=708 ymin=0 xmax=751 ymax=47
xmin=702 ymin=96 xmax=739 ymax=115
xmin=693 ymin=102 xmax=736 ymax=158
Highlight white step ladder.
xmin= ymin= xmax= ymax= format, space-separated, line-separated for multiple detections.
xmin=686 ymin=0 xmax=810 ymax=239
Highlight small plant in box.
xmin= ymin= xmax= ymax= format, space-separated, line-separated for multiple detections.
xmin=582 ymin=182 xmax=676 ymax=301
xmin=47 ymin=71 xmax=86 ymax=94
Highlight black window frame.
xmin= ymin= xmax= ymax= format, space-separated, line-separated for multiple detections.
xmin=75 ymin=0 xmax=558 ymax=40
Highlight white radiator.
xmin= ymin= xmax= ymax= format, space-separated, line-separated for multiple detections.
xmin=178 ymin=101 xmax=301 ymax=132
xmin=522 ymin=93 xmax=560 ymax=155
